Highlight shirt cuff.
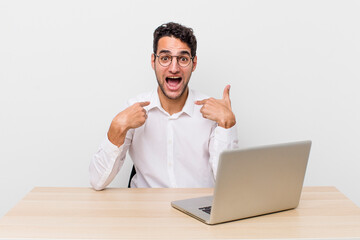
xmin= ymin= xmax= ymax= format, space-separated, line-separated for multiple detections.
xmin=214 ymin=124 xmax=238 ymax=143
xmin=101 ymin=136 xmax=124 ymax=157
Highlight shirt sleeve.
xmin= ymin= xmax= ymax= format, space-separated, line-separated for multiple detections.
xmin=208 ymin=124 xmax=239 ymax=179
xmin=89 ymin=130 xmax=133 ymax=190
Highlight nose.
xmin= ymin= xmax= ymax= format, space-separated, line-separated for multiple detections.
xmin=168 ymin=56 xmax=180 ymax=73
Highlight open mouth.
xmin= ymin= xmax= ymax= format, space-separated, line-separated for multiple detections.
xmin=166 ymin=76 xmax=182 ymax=90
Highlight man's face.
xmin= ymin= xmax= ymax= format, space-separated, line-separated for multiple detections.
xmin=151 ymin=36 xmax=197 ymax=100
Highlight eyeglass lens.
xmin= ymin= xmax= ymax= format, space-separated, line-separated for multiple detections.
xmin=158 ymin=54 xmax=191 ymax=67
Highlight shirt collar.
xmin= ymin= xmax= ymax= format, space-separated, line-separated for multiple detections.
xmin=146 ymin=88 xmax=194 ymax=117
xmin=146 ymin=90 xmax=161 ymax=112
xmin=181 ymin=88 xmax=194 ymax=117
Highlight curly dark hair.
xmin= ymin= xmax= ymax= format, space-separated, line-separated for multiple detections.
xmin=153 ymin=22 xmax=197 ymax=57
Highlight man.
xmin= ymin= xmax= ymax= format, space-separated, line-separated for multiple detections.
xmin=90 ymin=22 xmax=238 ymax=189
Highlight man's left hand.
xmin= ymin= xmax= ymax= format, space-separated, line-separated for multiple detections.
xmin=195 ymin=85 xmax=236 ymax=129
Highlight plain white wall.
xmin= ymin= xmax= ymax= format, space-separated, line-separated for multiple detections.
xmin=1 ymin=0 xmax=359 ymax=217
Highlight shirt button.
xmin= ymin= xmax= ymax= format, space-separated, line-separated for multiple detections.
xmin=168 ymin=139 xmax=172 ymax=144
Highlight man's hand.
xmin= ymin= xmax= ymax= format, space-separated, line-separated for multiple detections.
xmin=195 ymin=85 xmax=236 ymax=129
xmin=108 ymin=101 xmax=150 ymax=147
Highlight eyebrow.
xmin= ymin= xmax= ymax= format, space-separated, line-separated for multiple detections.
xmin=180 ymin=50 xmax=191 ymax=56
xmin=158 ymin=50 xmax=171 ymax=54
xmin=158 ymin=50 xmax=191 ymax=56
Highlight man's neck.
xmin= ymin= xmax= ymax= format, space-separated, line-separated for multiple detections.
xmin=157 ymin=87 xmax=188 ymax=116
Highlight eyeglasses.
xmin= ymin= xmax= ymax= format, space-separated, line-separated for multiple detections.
xmin=155 ymin=53 xmax=194 ymax=68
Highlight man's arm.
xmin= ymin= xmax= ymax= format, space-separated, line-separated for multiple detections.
xmin=208 ymin=125 xmax=239 ymax=178
xmin=108 ymin=101 xmax=150 ymax=146
xmin=195 ymin=85 xmax=238 ymax=177
xmin=89 ymin=101 xmax=150 ymax=190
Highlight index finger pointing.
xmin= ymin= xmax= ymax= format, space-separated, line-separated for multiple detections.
xmin=139 ymin=101 xmax=150 ymax=107
xmin=195 ymin=99 xmax=208 ymax=105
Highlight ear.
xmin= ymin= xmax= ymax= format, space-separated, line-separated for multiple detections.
xmin=191 ymin=55 xmax=197 ymax=72
xmin=151 ymin=53 xmax=155 ymax=70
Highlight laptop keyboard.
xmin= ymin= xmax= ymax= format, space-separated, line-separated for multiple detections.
xmin=199 ymin=206 xmax=212 ymax=214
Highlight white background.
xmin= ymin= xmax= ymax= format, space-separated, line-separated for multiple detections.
xmin=1 ymin=0 xmax=359 ymax=217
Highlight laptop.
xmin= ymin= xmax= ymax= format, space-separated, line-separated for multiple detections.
xmin=171 ymin=140 xmax=312 ymax=225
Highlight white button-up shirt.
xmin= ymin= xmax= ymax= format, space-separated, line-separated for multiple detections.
xmin=89 ymin=88 xmax=238 ymax=189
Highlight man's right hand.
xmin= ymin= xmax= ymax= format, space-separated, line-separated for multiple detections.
xmin=107 ymin=101 xmax=150 ymax=147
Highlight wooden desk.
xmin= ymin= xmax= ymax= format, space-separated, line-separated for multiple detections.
xmin=0 ymin=186 xmax=359 ymax=239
